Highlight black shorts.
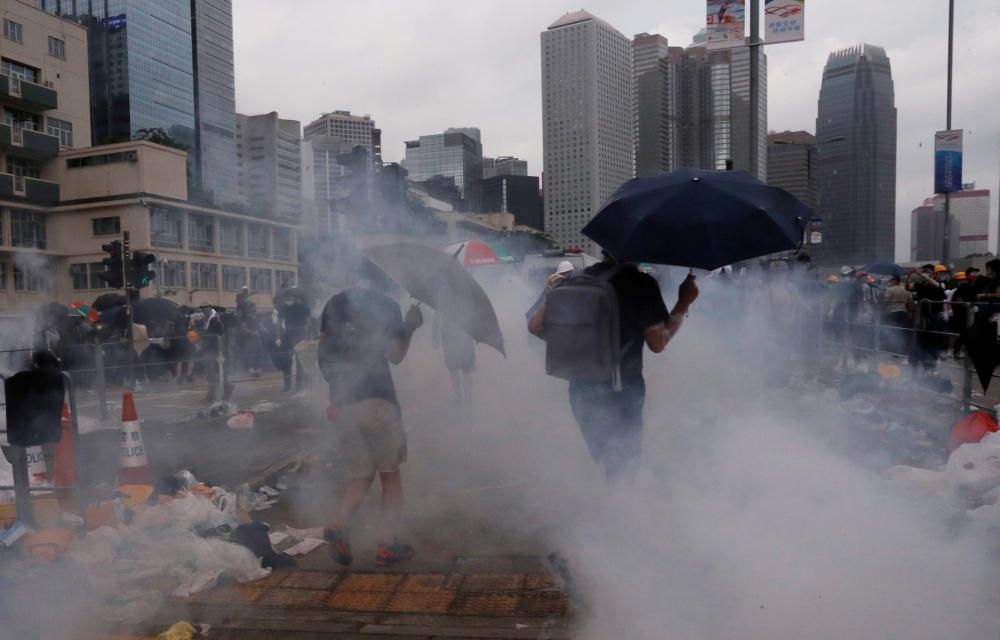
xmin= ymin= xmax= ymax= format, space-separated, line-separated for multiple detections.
xmin=568 ymin=379 xmax=645 ymax=474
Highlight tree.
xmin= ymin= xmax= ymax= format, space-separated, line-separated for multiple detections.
xmin=133 ymin=128 xmax=187 ymax=150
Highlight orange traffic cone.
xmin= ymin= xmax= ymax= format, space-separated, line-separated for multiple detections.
xmin=117 ymin=392 xmax=152 ymax=486
xmin=26 ymin=445 xmax=48 ymax=485
xmin=53 ymin=403 xmax=75 ymax=487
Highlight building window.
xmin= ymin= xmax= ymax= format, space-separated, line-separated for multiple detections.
xmin=275 ymin=270 xmax=296 ymax=289
xmin=190 ymin=262 xmax=218 ymax=290
xmin=0 ymin=262 xmax=6 ymax=290
xmin=6 ymin=156 xmax=39 ymax=191
xmin=3 ymin=20 xmax=23 ymax=44
xmin=188 ymin=213 xmax=214 ymax=252
xmin=222 ymin=265 xmax=246 ymax=291
xmin=160 ymin=260 xmax=186 ymax=288
xmin=91 ymin=216 xmax=120 ymax=236
xmin=249 ymin=268 xmax=272 ymax=293
xmin=273 ymin=228 xmax=292 ymax=261
xmin=150 ymin=208 xmax=182 ymax=247
xmin=13 ymin=264 xmax=49 ymax=291
xmin=69 ymin=262 xmax=106 ymax=290
xmin=247 ymin=224 xmax=269 ymax=258
xmin=47 ymin=36 xmax=65 ymax=59
xmin=1 ymin=59 xmax=37 ymax=83
xmin=219 ymin=219 xmax=242 ymax=256
xmin=10 ymin=209 xmax=46 ymax=249
xmin=46 ymin=117 xmax=73 ymax=147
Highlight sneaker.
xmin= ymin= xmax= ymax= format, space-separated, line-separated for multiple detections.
xmin=375 ymin=542 xmax=414 ymax=567
xmin=323 ymin=524 xmax=353 ymax=566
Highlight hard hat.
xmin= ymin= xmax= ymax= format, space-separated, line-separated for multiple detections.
xmin=840 ymin=265 xmax=853 ymax=275
xmin=827 ymin=275 xmax=839 ymax=283
xmin=856 ymin=271 xmax=867 ymax=278
xmin=187 ymin=329 xmax=200 ymax=344
xmin=556 ymin=261 xmax=574 ymax=274
xmin=934 ymin=265 xmax=949 ymax=273
xmin=955 ymin=272 xmax=967 ymax=281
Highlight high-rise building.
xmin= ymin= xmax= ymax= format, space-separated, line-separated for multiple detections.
xmin=767 ymin=131 xmax=817 ymax=209
xmin=481 ymin=175 xmax=543 ymax=231
xmin=910 ymin=186 xmax=991 ymax=259
xmin=633 ymin=33 xmax=677 ymax=177
xmin=303 ymin=111 xmax=378 ymax=207
xmin=35 ymin=0 xmax=239 ymax=206
xmin=482 ymin=156 xmax=528 ymax=179
xmin=542 ymin=10 xmax=633 ymax=254
xmin=236 ymin=112 xmax=302 ymax=223
xmin=911 ymin=204 xmax=959 ymax=263
xmin=403 ymin=129 xmax=483 ymax=209
xmin=816 ymin=44 xmax=897 ymax=264
xmin=190 ymin=0 xmax=238 ymax=205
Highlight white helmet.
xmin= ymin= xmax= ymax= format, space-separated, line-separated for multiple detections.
xmin=556 ymin=261 xmax=574 ymax=275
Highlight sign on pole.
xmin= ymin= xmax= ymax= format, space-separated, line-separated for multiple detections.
xmin=934 ymin=130 xmax=963 ymax=194
xmin=706 ymin=0 xmax=746 ymax=50
xmin=764 ymin=0 xmax=804 ymax=43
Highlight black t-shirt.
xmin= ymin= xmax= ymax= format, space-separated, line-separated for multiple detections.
xmin=584 ymin=264 xmax=669 ymax=384
xmin=318 ymin=288 xmax=406 ymax=407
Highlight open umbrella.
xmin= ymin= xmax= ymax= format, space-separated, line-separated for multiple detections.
xmin=68 ymin=301 xmax=99 ymax=323
xmin=362 ymin=242 xmax=505 ymax=356
xmin=92 ymin=293 xmax=127 ymax=311
xmin=582 ymin=168 xmax=813 ymax=270
xmin=132 ymin=297 xmax=182 ymax=327
xmin=443 ymin=240 xmax=515 ymax=267
xmin=862 ymin=261 xmax=906 ymax=277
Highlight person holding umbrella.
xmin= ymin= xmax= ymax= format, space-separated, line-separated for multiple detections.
xmin=529 ymin=252 xmax=699 ymax=481
xmin=318 ymin=275 xmax=424 ymax=567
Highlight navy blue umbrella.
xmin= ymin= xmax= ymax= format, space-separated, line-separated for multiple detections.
xmin=862 ymin=261 xmax=906 ymax=277
xmin=582 ymin=168 xmax=813 ymax=270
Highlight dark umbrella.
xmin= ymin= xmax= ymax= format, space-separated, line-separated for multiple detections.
xmin=582 ymin=168 xmax=813 ymax=270
xmin=966 ymin=314 xmax=999 ymax=391
xmin=862 ymin=261 xmax=906 ymax=277
xmin=36 ymin=302 xmax=70 ymax=329
xmin=273 ymin=286 xmax=308 ymax=308
xmin=92 ymin=293 xmax=127 ymax=311
xmin=133 ymin=298 xmax=181 ymax=326
xmin=362 ymin=242 xmax=506 ymax=356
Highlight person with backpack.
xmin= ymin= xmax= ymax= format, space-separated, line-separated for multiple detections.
xmin=318 ymin=282 xmax=424 ymax=567
xmin=528 ymin=253 xmax=699 ymax=481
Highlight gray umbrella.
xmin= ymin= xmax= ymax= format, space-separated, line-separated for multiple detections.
xmin=362 ymin=242 xmax=506 ymax=357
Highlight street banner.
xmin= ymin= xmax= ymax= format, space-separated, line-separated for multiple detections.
xmin=706 ymin=0 xmax=746 ymax=50
xmin=765 ymin=0 xmax=804 ymax=43
xmin=934 ymin=130 xmax=963 ymax=194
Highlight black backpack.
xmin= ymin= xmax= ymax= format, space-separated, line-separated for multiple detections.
xmin=542 ymin=266 xmax=625 ymax=389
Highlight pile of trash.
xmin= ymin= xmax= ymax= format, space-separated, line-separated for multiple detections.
xmin=0 ymin=468 xmax=327 ymax=624
xmin=885 ymin=411 xmax=1000 ymax=529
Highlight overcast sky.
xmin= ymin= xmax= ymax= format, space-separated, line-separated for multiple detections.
xmin=234 ymin=1 xmax=1000 ymax=262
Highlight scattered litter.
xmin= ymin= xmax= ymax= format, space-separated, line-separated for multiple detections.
xmin=267 ymin=531 xmax=289 ymax=547
xmin=258 ymin=485 xmax=280 ymax=497
xmin=60 ymin=512 xmax=85 ymax=527
xmin=226 ymin=412 xmax=255 ymax=430
xmin=0 ymin=521 xmax=32 ymax=546
xmin=157 ymin=621 xmax=196 ymax=640
xmin=248 ymin=401 xmax=279 ymax=413
xmin=283 ymin=538 xmax=325 ymax=556
xmin=236 ymin=483 xmax=277 ymax=512
xmin=197 ymin=401 xmax=238 ymax=419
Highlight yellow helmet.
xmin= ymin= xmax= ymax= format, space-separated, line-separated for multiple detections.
xmin=934 ymin=265 xmax=949 ymax=273
xmin=955 ymin=272 xmax=967 ymax=281
xmin=827 ymin=275 xmax=839 ymax=283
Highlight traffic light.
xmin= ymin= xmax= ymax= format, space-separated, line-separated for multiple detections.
xmin=97 ymin=241 xmax=123 ymax=289
xmin=131 ymin=251 xmax=156 ymax=289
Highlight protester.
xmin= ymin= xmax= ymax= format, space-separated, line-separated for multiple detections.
xmin=196 ymin=305 xmax=232 ymax=402
xmin=318 ymin=282 xmax=424 ymax=567
xmin=433 ymin=312 xmax=476 ymax=405
xmin=881 ymin=275 xmax=913 ymax=355
xmin=528 ymin=253 xmax=699 ymax=481
xmin=911 ymin=265 xmax=948 ymax=374
xmin=279 ymin=291 xmax=311 ymax=392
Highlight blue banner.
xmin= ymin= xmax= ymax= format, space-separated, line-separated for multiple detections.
xmin=934 ymin=130 xmax=963 ymax=194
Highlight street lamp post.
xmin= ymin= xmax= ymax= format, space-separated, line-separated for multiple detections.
xmin=749 ymin=0 xmax=762 ymax=179
xmin=942 ymin=0 xmax=955 ymax=265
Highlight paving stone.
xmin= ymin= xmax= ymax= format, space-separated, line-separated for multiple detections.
xmin=338 ymin=573 xmax=407 ymax=593
xmin=279 ymin=570 xmax=343 ymax=590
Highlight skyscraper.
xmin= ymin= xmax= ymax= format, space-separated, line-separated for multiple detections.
xmin=542 ymin=10 xmax=633 ymax=254
xmin=633 ymin=33 xmax=677 ymax=177
xmin=767 ymin=131 xmax=817 ymax=210
xmin=403 ymin=129 xmax=483 ymax=209
xmin=191 ymin=0 xmax=239 ymax=205
xmin=816 ymin=44 xmax=897 ymax=264
xmin=236 ymin=112 xmax=303 ymax=223
xmin=304 ymin=111 xmax=379 ymax=207
xmin=35 ymin=0 xmax=239 ymax=206
xmin=910 ymin=186 xmax=991 ymax=259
